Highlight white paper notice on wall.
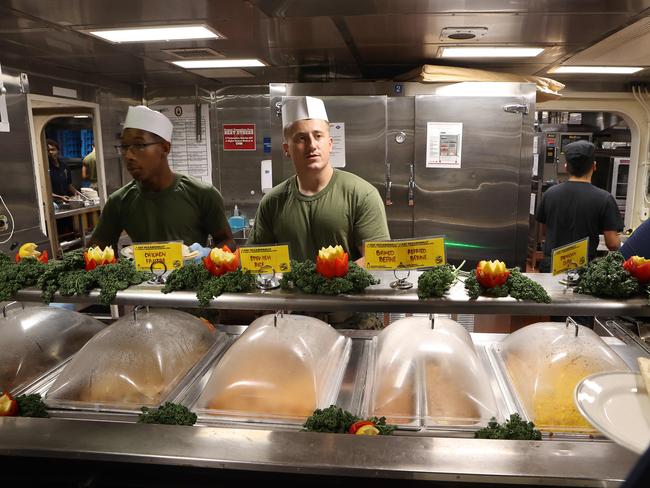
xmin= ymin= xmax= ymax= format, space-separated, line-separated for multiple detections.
xmin=0 ymin=63 xmax=10 ymax=132
xmin=261 ymin=159 xmax=272 ymax=194
xmin=533 ymin=135 xmax=539 ymax=155
xmin=532 ymin=153 xmax=539 ymax=177
xmin=426 ymin=122 xmax=463 ymax=168
xmin=329 ymin=122 xmax=346 ymax=168
xmin=530 ymin=192 xmax=536 ymax=215
xmin=153 ymin=104 xmax=212 ymax=185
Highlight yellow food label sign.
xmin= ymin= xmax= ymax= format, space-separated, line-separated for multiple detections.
xmin=551 ymin=238 xmax=588 ymax=275
xmin=364 ymin=237 xmax=446 ymax=270
xmin=133 ymin=241 xmax=183 ymax=272
xmin=240 ymin=244 xmax=291 ymax=274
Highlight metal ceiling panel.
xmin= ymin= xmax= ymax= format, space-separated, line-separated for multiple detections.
xmin=189 ymin=68 xmax=255 ymax=79
xmin=1 ymin=0 xmax=650 ymax=90
xmin=563 ymin=16 xmax=650 ymax=65
xmin=0 ymin=15 xmax=42 ymax=31
xmin=0 ymin=29 xmax=144 ymax=57
xmin=253 ymin=0 xmax=650 ymax=17
xmin=4 ymin=0 xmax=255 ymax=26
xmin=264 ymin=47 xmax=358 ymax=67
xmin=262 ymin=17 xmax=346 ymax=48
xmin=26 ymin=55 xmax=175 ymax=74
xmin=344 ymin=13 xmax=632 ymax=46
xmin=356 ymin=45 xmax=571 ymax=67
xmin=104 ymin=69 xmax=209 ymax=86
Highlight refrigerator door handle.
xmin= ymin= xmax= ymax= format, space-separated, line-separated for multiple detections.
xmin=385 ymin=162 xmax=392 ymax=206
xmin=503 ymin=103 xmax=529 ymax=115
xmin=385 ymin=179 xmax=392 ymax=206
xmin=408 ymin=162 xmax=415 ymax=207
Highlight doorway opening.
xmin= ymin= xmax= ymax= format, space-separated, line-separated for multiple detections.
xmin=26 ymin=95 xmax=107 ymax=257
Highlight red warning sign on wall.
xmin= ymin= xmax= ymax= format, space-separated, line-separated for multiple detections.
xmin=223 ymin=124 xmax=256 ymax=151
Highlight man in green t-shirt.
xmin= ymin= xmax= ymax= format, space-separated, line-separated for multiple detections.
xmin=90 ymin=105 xmax=233 ymax=250
xmin=248 ymin=96 xmax=390 ymax=262
xmin=82 ymin=145 xmax=98 ymax=189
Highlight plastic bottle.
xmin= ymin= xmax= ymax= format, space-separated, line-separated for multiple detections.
xmin=228 ymin=204 xmax=245 ymax=231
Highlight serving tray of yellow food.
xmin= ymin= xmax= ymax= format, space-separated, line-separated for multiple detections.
xmin=486 ymin=321 xmax=630 ymax=435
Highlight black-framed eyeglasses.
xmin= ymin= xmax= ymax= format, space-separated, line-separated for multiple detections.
xmin=114 ymin=142 xmax=162 ymax=155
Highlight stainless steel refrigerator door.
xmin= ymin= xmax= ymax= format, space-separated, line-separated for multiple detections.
xmin=0 ymin=67 xmax=48 ymax=255
xmin=414 ymin=93 xmax=534 ymax=269
xmin=386 ymin=96 xmax=415 ymax=239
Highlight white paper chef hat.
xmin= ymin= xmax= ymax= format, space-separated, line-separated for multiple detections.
xmin=281 ymin=96 xmax=329 ymax=128
xmin=123 ymin=105 xmax=173 ymax=142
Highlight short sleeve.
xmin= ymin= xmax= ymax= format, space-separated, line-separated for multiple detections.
xmin=601 ymin=195 xmax=624 ymax=232
xmin=621 ymin=220 xmax=650 ymax=259
xmin=247 ymin=195 xmax=277 ymax=245
xmin=352 ymin=187 xmax=390 ymax=248
xmin=90 ymin=195 xmax=123 ymax=246
xmin=200 ymin=186 xmax=229 ymax=238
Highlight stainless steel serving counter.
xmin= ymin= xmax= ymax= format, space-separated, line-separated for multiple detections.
xmin=0 ymin=416 xmax=638 ymax=487
xmin=13 ymin=271 xmax=650 ymax=316
xmin=6 ymin=273 xmax=649 ymax=486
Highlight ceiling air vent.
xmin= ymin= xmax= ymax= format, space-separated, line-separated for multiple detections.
xmin=162 ymin=47 xmax=224 ymax=59
xmin=440 ymin=27 xmax=488 ymax=42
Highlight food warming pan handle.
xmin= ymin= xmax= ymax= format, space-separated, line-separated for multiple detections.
xmin=2 ymin=301 xmax=24 ymax=318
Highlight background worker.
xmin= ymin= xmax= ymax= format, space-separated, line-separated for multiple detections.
xmin=81 ymin=144 xmax=97 ymax=189
xmin=47 ymin=139 xmax=78 ymax=202
xmin=536 ymin=140 xmax=623 ymax=273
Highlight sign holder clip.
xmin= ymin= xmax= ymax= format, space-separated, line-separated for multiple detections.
xmin=389 ymin=265 xmax=413 ymax=290
xmin=147 ymin=260 xmax=167 ymax=285
xmin=255 ymin=264 xmax=280 ymax=290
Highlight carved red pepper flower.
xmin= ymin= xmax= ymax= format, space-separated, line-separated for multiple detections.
xmin=84 ymin=246 xmax=117 ymax=271
xmin=348 ymin=420 xmax=379 ymax=435
xmin=316 ymin=245 xmax=349 ymax=278
xmin=15 ymin=242 xmax=48 ymax=264
xmin=623 ymin=256 xmax=650 ymax=283
xmin=203 ymin=246 xmax=239 ymax=276
xmin=0 ymin=392 xmax=17 ymax=417
xmin=476 ymin=260 xmax=510 ymax=288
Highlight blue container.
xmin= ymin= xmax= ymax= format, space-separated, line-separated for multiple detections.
xmin=228 ymin=216 xmax=246 ymax=232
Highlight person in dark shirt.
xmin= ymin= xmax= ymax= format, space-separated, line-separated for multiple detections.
xmin=47 ymin=139 xmax=78 ymax=201
xmin=621 ymin=219 xmax=650 ymax=259
xmin=623 ymin=444 xmax=650 ymax=487
xmin=535 ymin=140 xmax=623 ymax=272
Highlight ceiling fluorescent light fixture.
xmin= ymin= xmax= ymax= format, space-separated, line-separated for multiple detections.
xmin=173 ymin=59 xmax=265 ymax=68
xmin=440 ymin=47 xmax=544 ymax=58
xmin=550 ymin=66 xmax=643 ymax=74
xmin=88 ymin=25 xmax=220 ymax=43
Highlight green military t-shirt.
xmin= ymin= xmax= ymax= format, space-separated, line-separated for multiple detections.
xmin=91 ymin=173 xmax=228 ymax=246
xmin=248 ymin=169 xmax=390 ymax=261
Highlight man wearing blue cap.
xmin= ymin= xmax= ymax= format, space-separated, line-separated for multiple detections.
xmin=535 ymin=139 xmax=623 ymax=272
